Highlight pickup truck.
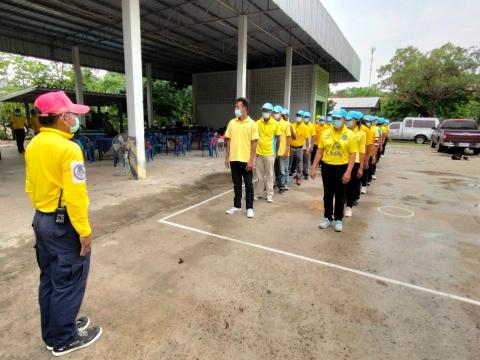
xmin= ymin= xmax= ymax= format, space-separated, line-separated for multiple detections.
xmin=431 ymin=119 xmax=480 ymax=154
xmin=388 ymin=117 xmax=439 ymax=144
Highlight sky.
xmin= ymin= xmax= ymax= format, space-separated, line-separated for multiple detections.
xmin=320 ymin=0 xmax=480 ymax=90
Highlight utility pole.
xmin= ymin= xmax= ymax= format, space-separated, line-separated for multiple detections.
xmin=368 ymin=46 xmax=376 ymax=87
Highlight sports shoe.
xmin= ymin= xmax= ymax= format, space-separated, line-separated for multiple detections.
xmin=360 ymin=186 xmax=367 ymax=194
xmin=284 ymin=185 xmax=289 ymax=191
xmin=372 ymin=175 xmax=377 ymax=180
xmin=52 ymin=326 xmax=102 ymax=356
xmin=246 ymin=209 xmax=254 ymax=218
xmin=296 ymin=177 xmax=303 ymax=185
xmin=279 ymin=188 xmax=285 ymax=194
xmin=334 ymin=220 xmax=343 ymax=232
xmin=319 ymin=218 xmax=331 ymax=229
xmin=225 ymin=207 xmax=241 ymax=214
xmin=266 ymin=197 xmax=273 ymax=203
xmin=254 ymin=195 xmax=263 ymax=201
xmin=345 ymin=207 xmax=352 ymax=217
xmin=46 ymin=316 xmax=90 ymax=350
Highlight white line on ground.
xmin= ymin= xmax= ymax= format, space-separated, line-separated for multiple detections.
xmin=159 ymin=219 xmax=480 ymax=307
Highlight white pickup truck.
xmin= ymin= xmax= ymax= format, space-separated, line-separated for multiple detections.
xmin=388 ymin=117 xmax=439 ymax=144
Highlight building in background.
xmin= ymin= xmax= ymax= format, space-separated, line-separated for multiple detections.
xmin=329 ymin=97 xmax=381 ymax=115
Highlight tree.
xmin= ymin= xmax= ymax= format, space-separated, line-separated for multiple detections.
xmin=378 ymin=43 xmax=480 ymax=117
xmin=331 ymin=86 xmax=383 ymax=98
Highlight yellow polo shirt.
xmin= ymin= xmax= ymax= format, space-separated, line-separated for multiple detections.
xmin=277 ymin=119 xmax=292 ymax=156
xmin=11 ymin=115 xmax=26 ymax=129
xmin=381 ymin=125 xmax=388 ymax=136
xmin=371 ymin=125 xmax=380 ymax=144
xmin=256 ymin=117 xmax=281 ymax=156
xmin=314 ymin=124 xmax=327 ymax=145
xmin=225 ymin=116 xmax=259 ymax=163
xmin=290 ymin=122 xmax=309 ymax=147
xmin=307 ymin=122 xmax=316 ymax=138
xmin=25 ymin=127 xmax=91 ymax=237
xmin=353 ymin=128 xmax=366 ymax=163
xmin=319 ymin=126 xmax=357 ymax=165
xmin=30 ymin=115 xmax=42 ymax=133
xmin=361 ymin=124 xmax=374 ymax=146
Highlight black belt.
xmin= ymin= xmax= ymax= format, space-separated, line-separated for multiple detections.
xmin=36 ymin=210 xmax=56 ymax=216
xmin=291 ymin=146 xmax=303 ymax=149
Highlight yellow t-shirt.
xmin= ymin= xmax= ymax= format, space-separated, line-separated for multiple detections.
xmin=353 ymin=128 xmax=366 ymax=163
xmin=11 ymin=115 xmax=26 ymax=130
xmin=25 ymin=127 xmax=91 ymax=237
xmin=30 ymin=115 xmax=42 ymax=133
xmin=361 ymin=124 xmax=374 ymax=146
xmin=381 ymin=125 xmax=388 ymax=136
xmin=319 ymin=126 xmax=357 ymax=165
xmin=314 ymin=124 xmax=327 ymax=145
xmin=277 ymin=119 xmax=292 ymax=157
xmin=256 ymin=117 xmax=281 ymax=156
xmin=225 ymin=116 xmax=259 ymax=163
xmin=290 ymin=122 xmax=309 ymax=147
xmin=371 ymin=125 xmax=380 ymax=144
xmin=307 ymin=122 xmax=316 ymax=138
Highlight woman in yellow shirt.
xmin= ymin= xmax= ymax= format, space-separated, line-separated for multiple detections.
xmin=311 ymin=109 xmax=357 ymax=232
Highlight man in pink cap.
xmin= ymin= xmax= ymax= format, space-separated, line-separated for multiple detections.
xmin=25 ymin=91 xmax=102 ymax=356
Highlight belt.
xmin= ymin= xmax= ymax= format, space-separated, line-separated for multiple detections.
xmin=36 ymin=210 xmax=56 ymax=216
xmin=291 ymin=146 xmax=303 ymax=149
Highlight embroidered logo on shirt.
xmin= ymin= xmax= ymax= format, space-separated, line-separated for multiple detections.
xmin=71 ymin=161 xmax=86 ymax=183
xmin=342 ymin=135 xmax=348 ymax=141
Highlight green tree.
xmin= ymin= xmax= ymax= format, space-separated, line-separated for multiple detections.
xmin=331 ymin=86 xmax=383 ymax=98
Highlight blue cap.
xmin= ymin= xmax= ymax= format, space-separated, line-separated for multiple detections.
xmin=346 ymin=111 xmax=357 ymax=120
xmin=281 ymin=108 xmax=289 ymax=116
xmin=377 ymin=117 xmax=385 ymax=124
xmin=385 ymin=119 xmax=390 ymax=124
xmin=304 ymin=111 xmax=311 ymax=118
xmin=331 ymin=108 xmax=347 ymax=119
xmin=327 ymin=116 xmax=332 ymax=122
xmin=320 ymin=116 xmax=326 ymax=121
xmin=273 ymin=105 xmax=283 ymax=113
xmin=296 ymin=110 xmax=305 ymax=117
xmin=354 ymin=111 xmax=364 ymax=120
xmin=363 ymin=115 xmax=373 ymax=122
xmin=261 ymin=102 xmax=274 ymax=111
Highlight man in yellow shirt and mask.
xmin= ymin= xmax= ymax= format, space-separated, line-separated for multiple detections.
xmin=26 ymin=91 xmax=102 ymax=356
xmin=10 ymin=108 xmax=27 ymax=153
xmin=30 ymin=108 xmax=42 ymax=135
xmin=290 ymin=110 xmax=309 ymax=186
xmin=273 ymin=105 xmax=291 ymax=194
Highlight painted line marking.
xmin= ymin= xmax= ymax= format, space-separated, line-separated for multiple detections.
xmin=159 ymin=219 xmax=480 ymax=308
xmin=377 ymin=206 xmax=415 ymax=218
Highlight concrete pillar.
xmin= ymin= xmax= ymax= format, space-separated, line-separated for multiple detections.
xmin=71 ymin=46 xmax=85 ymax=126
xmin=122 ymin=0 xmax=146 ymax=179
xmin=236 ymin=15 xmax=247 ymax=98
xmin=283 ymin=47 xmax=293 ymax=110
xmin=145 ymin=63 xmax=153 ymax=128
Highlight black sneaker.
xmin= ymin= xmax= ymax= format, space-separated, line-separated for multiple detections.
xmin=46 ymin=316 xmax=90 ymax=350
xmin=279 ymin=188 xmax=285 ymax=194
xmin=52 ymin=326 xmax=102 ymax=356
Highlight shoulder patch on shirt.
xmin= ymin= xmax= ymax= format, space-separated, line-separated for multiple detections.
xmin=71 ymin=161 xmax=86 ymax=183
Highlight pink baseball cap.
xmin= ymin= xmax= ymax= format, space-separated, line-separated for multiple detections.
xmin=34 ymin=91 xmax=90 ymax=116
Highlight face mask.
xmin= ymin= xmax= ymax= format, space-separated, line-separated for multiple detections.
xmin=65 ymin=115 xmax=80 ymax=133
xmin=262 ymin=112 xmax=270 ymax=120
xmin=365 ymin=122 xmax=372 ymax=128
xmin=346 ymin=120 xmax=354 ymax=128
xmin=235 ymin=109 xmax=242 ymax=118
xmin=303 ymin=118 xmax=310 ymax=123
xmin=319 ymin=121 xmax=326 ymax=125
xmin=333 ymin=119 xmax=343 ymax=129
xmin=296 ymin=117 xmax=302 ymax=123
xmin=273 ymin=113 xmax=281 ymax=120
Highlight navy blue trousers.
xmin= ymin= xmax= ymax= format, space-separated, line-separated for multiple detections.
xmin=33 ymin=211 xmax=91 ymax=348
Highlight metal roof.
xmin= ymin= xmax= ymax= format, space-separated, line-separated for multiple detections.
xmin=329 ymin=97 xmax=381 ymax=109
xmin=0 ymin=0 xmax=360 ymax=84
xmin=0 ymin=86 xmax=125 ymax=106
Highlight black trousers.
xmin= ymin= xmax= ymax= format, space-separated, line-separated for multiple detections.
xmin=33 ymin=211 xmax=91 ymax=348
xmin=321 ymin=162 xmax=348 ymax=221
xmin=230 ymin=161 xmax=254 ymax=209
xmin=381 ymin=139 xmax=387 ymax=155
xmin=346 ymin=163 xmax=360 ymax=207
xmin=310 ymin=144 xmax=318 ymax=164
xmin=14 ymin=128 xmax=25 ymax=153
xmin=361 ymin=157 xmax=371 ymax=186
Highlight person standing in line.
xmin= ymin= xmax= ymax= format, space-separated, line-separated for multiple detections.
xmin=10 ymin=108 xmax=27 ymax=153
xmin=30 ymin=108 xmax=42 ymax=135
xmin=381 ymin=119 xmax=390 ymax=156
xmin=312 ymin=115 xmax=327 ymax=163
xmin=282 ymin=108 xmax=296 ymax=191
xmin=225 ymin=97 xmax=259 ymax=218
xmin=274 ymin=105 xmax=292 ymax=194
xmin=26 ymin=91 xmax=102 ymax=356
xmin=311 ymin=108 xmax=357 ymax=232
xmin=302 ymin=112 xmax=316 ymax=180
xmin=290 ymin=110 xmax=309 ymax=186
xmin=360 ymin=115 xmax=374 ymax=194
xmin=255 ymin=103 xmax=281 ymax=203
xmin=345 ymin=111 xmax=366 ymax=217
xmin=369 ymin=117 xmax=381 ymax=181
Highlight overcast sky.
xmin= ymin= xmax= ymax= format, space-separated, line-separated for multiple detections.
xmin=320 ymin=0 xmax=480 ymax=90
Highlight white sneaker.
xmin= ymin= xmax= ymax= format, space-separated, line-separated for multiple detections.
xmin=361 ymin=186 xmax=367 ymax=194
xmin=254 ymin=195 xmax=263 ymax=201
xmin=345 ymin=207 xmax=352 ymax=217
xmin=266 ymin=197 xmax=273 ymax=203
xmin=372 ymin=175 xmax=377 ymax=180
xmin=225 ymin=207 xmax=241 ymax=215
xmin=247 ymin=209 xmax=254 ymax=218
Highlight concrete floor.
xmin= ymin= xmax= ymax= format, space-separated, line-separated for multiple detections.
xmin=0 ymin=142 xmax=479 ymax=359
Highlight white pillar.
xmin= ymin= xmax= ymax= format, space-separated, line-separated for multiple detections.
xmin=236 ymin=15 xmax=247 ymax=98
xmin=145 ymin=63 xmax=153 ymax=128
xmin=284 ymin=47 xmax=293 ymax=111
xmin=122 ymin=0 xmax=146 ymax=179
xmin=72 ymin=46 xmax=85 ymax=126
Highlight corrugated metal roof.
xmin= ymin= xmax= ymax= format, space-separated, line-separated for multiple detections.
xmin=329 ymin=97 xmax=381 ymax=109
xmin=0 ymin=0 xmax=360 ymax=83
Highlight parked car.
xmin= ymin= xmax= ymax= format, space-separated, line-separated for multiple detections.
xmin=431 ymin=119 xmax=480 ymax=154
xmin=388 ymin=117 xmax=439 ymax=144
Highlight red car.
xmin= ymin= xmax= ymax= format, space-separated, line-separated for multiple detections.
xmin=431 ymin=119 xmax=480 ymax=154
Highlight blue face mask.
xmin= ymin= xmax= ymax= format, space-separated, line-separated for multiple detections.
xmin=65 ymin=115 xmax=80 ymax=134
xmin=319 ymin=121 xmax=326 ymax=125
xmin=346 ymin=120 xmax=354 ymax=128
xmin=333 ymin=119 xmax=343 ymax=129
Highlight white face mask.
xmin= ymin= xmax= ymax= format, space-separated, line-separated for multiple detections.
xmin=304 ymin=118 xmax=310 ymax=123
xmin=296 ymin=117 xmax=302 ymax=123
xmin=262 ymin=112 xmax=271 ymax=120
xmin=235 ymin=109 xmax=242 ymax=118
xmin=273 ymin=113 xmax=281 ymax=120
